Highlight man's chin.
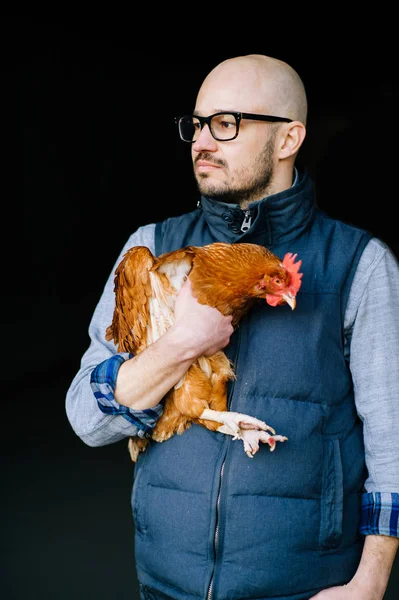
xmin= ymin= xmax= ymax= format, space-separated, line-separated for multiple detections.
xmin=198 ymin=184 xmax=224 ymax=198
xmin=196 ymin=175 xmax=225 ymax=198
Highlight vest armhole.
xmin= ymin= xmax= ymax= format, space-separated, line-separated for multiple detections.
xmin=341 ymin=233 xmax=372 ymax=320
xmin=154 ymin=221 xmax=163 ymax=257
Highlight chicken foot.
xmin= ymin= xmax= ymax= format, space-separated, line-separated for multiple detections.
xmin=200 ymin=408 xmax=270 ymax=436
xmin=225 ymin=427 xmax=288 ymax=458
xmin=199 ymin=408 xmax=287 ymax=457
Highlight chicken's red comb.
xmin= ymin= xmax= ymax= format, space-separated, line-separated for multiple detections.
xmin=282 ymin=252 xmax=303 ymax=294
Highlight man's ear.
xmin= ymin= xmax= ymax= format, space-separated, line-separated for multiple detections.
xmin=277 ymin=121 xmax=306 ymax=159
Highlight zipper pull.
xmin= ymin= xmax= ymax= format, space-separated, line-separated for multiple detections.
xmin=241 ymin=210 xmax=252 ymax=232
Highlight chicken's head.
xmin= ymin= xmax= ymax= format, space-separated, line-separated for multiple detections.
xmin=264 ymin=252 xmax=303 ymax=310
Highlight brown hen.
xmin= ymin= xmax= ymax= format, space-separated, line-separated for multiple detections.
xmin=105 ymin=242 xmax=303 ymax=461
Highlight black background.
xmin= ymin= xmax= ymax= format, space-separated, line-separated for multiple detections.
xmin=6 ymin=13 xmax=399 ymax=599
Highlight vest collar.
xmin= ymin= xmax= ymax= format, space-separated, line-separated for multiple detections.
xmin=199 ymin=168 xmax=316 ymax=246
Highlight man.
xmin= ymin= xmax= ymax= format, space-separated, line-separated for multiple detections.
xmin=66 ymin=54 xmax=399 ymax=599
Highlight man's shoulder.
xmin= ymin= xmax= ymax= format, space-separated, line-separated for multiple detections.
xmin=124 ymin=223 xmax=157 ymax=254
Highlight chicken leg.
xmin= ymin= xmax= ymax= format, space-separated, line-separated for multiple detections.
xmin=199 ymin=408 xmax=288 ymax=457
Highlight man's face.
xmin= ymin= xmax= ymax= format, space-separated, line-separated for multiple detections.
xmin=191 ymin=69 xmax=277 ymax=206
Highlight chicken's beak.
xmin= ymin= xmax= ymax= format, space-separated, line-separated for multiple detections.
xmin=282 ymin=292 xmax=296 ymax=310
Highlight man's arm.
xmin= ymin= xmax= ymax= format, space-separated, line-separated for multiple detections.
xmin=351 ymin=535 xmax=399 ymax=598
xmin=66 ymin=230 xmax=233 ymax=446
xmin=311 ymin=239 xmax=399 ymax=598
xmin=65 ymin=225 xmax=159 ymax=446
xmin=310 ymin=535 xmax=399 ymax=599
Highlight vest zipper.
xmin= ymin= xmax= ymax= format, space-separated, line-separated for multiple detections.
xmin=206 ymin=462 xmax=225 ymax=600
xmin=240 ymin=210 xmax=252 ymax=232
xmin=207 ymin=328 xmax=241 ymax=599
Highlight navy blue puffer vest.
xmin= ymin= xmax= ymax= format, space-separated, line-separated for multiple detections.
xmin=133 ymin=170 xmax=372 ymax=600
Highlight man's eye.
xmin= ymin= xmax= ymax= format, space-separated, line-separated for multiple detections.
xmin=220 ymin=121 xmax=235 ymax=129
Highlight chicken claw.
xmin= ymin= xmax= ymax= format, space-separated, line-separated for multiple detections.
xmin=217 ymin=424 xmax=288 ymax=457
xmin=199 ymin=408 xmax=287 ymax=457
xmin=200 ymin=408 xmax=273 ymax=437
xmin=239 ymin=429 xmax=288 ymax=458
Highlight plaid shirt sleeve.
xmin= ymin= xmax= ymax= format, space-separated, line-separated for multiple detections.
xmin=90 ymin=353 xmax=164 ymax=439
xmin=361 ymin=493 xmax=399 ymax=537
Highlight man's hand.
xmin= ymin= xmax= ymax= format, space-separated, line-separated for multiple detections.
xmin=115 ymin=277 xmax=234 ymax=410
xmin=172 ymin=277 xmax=234 ymax=358
xmin=309 ymin=581 xmax=376 ymax=599
xmin=310 ymin=535 xmax=399 ymax=600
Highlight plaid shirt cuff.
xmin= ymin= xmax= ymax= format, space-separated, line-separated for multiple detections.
xmin=90 ymin=353 xmax=164 ymax=438
xmin=361 ymin=492 xmax=399 ymax=537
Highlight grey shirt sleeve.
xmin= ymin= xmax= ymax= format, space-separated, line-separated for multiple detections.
xmin=65 ymin=224 xmax=156 ymax=447
xmin=344 ymin=238 xmax=399 ymax=493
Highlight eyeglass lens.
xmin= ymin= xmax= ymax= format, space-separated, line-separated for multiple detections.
xmin=179 ymin=114 xmax=237 ymax=142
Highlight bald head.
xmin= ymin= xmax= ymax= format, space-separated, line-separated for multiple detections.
xmin=196 ymin=54 xmax=307 ymax=125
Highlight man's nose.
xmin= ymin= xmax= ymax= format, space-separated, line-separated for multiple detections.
xmin=192 ymin=124 xmax=218 ymax=152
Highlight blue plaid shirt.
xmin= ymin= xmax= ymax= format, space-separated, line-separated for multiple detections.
xmin=90 ymin=353 xmax=164 ymax=439
xmin=361 ymin=493 xmax=399 ymax=537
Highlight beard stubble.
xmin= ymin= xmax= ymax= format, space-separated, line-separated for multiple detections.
xmin=194 ymin=131 xmax=277 ymax=206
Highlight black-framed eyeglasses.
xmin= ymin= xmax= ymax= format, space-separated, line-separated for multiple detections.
xmin=174 ymin=111 xmax=293 ymax=143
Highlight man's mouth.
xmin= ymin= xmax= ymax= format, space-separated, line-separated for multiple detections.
xmin=196 ymin=160 xmax=222 ymax=172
